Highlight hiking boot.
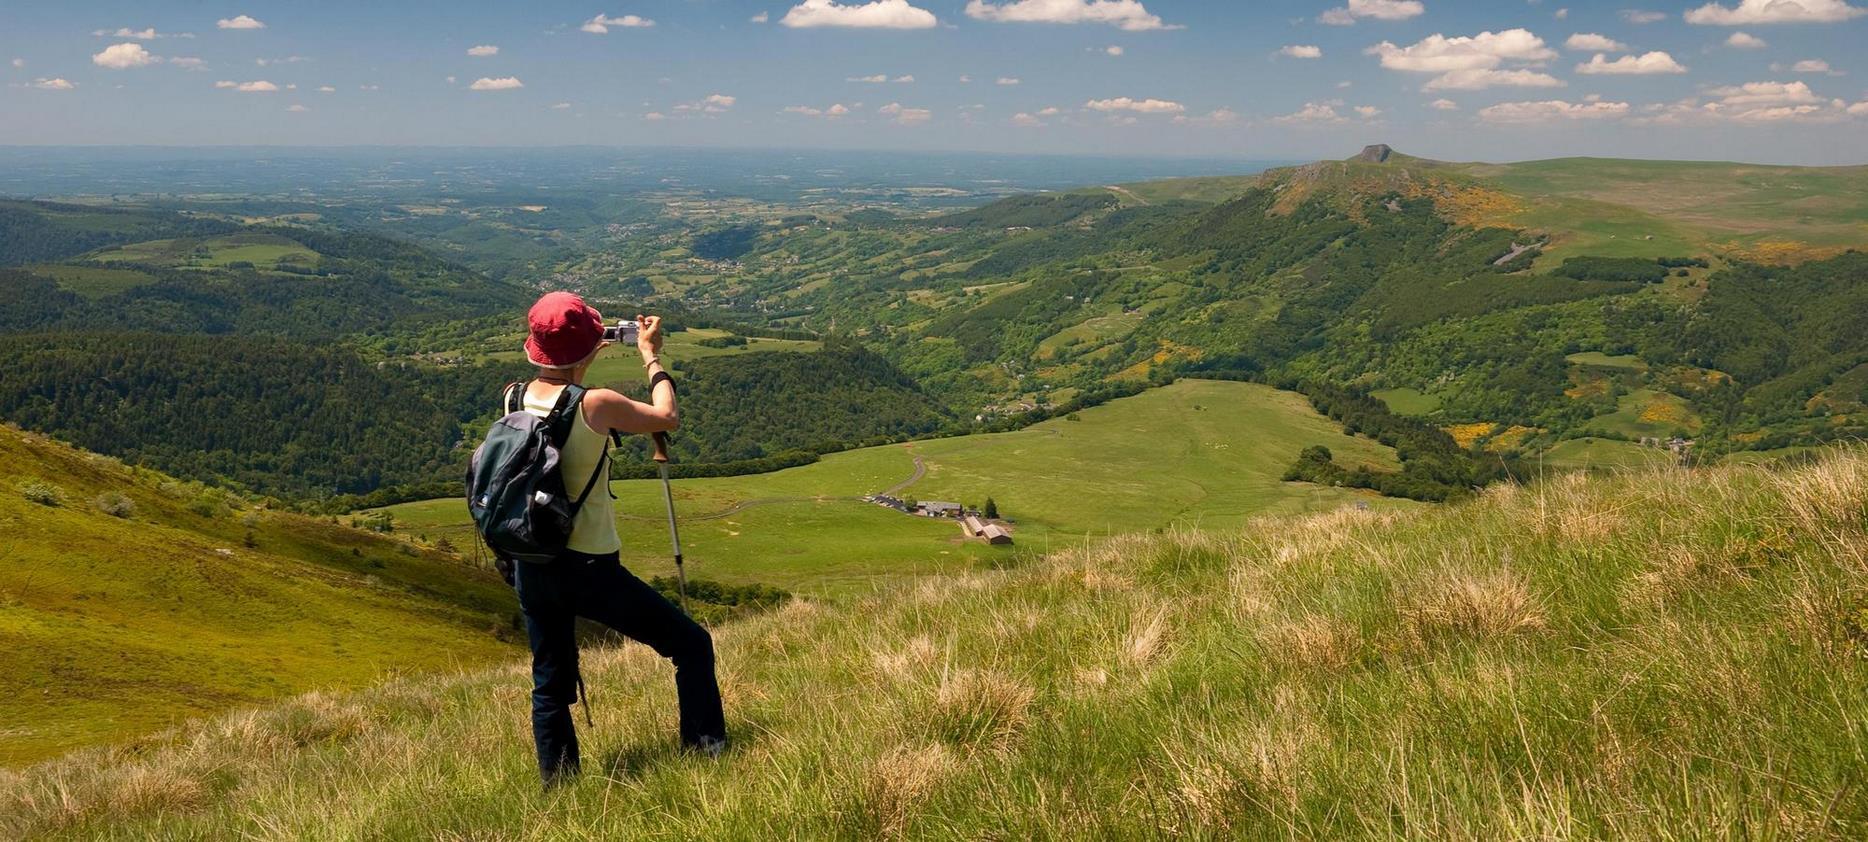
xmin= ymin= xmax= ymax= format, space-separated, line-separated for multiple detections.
xmin=689 ymin=735 xmax=728 ymax=759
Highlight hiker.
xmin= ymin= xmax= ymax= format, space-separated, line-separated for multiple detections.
xmin=507 ymin=291 xmax=727 ymax=783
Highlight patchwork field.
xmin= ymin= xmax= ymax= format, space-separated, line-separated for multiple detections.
xmin=1451 ymin=157 xmax=1868 ymax=263
xmin=382 ymin=380 xmax=1409 ymax=596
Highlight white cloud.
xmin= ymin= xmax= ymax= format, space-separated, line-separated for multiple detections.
xmin=1564 ymin=33 xmax=1626 ymax=51
xmin=581 ymin=13 xmax=656 ymax=33
xmin=751 ymin=11 xmax=771 ymax=23
xmin=1686 ymin=0 xmax=1866 ymax=24
xmin=1280 ymin=44 xmax=1323 ymax=59
xmin=1429 ymin=97 xmax=1459 ymax=110
xmin=1275 ymin=101 xmax=1345 ymax=122
xmin=879 ymin=101 xmax=932 ymax=123
xmin=964 ymin=0 xmax=1177 ymax=31
xmin=1355 ymin=105 xmax=1383 ymax=118
xmin=1786 ymin=59 xmax=1836 ymax=73
xmin=1084 ymin=96 xmax=1184 ymax=113
xmin=1555 ymin=8 xmax=1570 ymax=20
xmin=1037 ymin=106 xmax=1062 ymax=115
xmin=551 ymin=101 xmax=572 ymax=109
xmin=1479 ymin=99 xmax=1631 ymax=122
xmin=1319 ymin=0 xmax=1426 ymax=26
xmin=644 ymin=111 xmax=667 ymax=120
xmin=217 ymin=15 xmax=266 ymax=30
xmin=996 ymin=76 xmax=1020 ymax=85
xmin=318 ymin=85 xmax=336 ymax=92
xmin=468 ymin=76 xmax=524 ymax=91
xmin=10 ymin=58 xmax=23 ymax=68
xmin=1576 ymin=50 xmax=1687 ymax=74
xmin=30 ymin=77 xmax=75 ymax=90
xmin=784 ymin=103 xmax=852 ymax=116
xmin=286 ymin=103 xmax=308 ymax=112
xmin=1621 ymin=9 xmax=1666 ymax=23
xmin=1173 ymin=107 xmax=1241 ymax=125
xmin=780 ymin=0 xmax=938 ymax=29
xmin=255 ymin=56 xmax=307 ymax=66
xmin=1011 ymin=111 xmax=1045 ymax=126
xmin=92 ymin=42 xmax=158 ymax=69
xmin=92 ymin=27 xmax=160 ymax=39
xmin=1368 ymin=28 xmax=1563 ymax=90
xmin=1640 ymin=79 xmax=1853 ymax=123
xmin=467 ymin=45 xmax=499 ymax=57
xmin=1725 ymin=31 xmax=1768 ymax=48
xmin=1366 ymin=29 xmax=1556 ymax=73
xmin=214 ymin=79 xmax=279 ymax=92
xmin=169 ymin=56 xmax=206 ymax=70
xmin=893 ymin=74 xmax=914 ymax=82
xmin=1849 ymin=101 xmax=1868 ymax=115
xmin=1105 ymin=45 xmax=1124 ymax=55
xmin=675 ymin=93 xmax=737 ymax=113
xmin=848 ymin=74 xmax=889 ymax=82
xmin=1423 ymin=68 xmax=1565 ymax=90
xmin=1707 ymin=79 xmax=1822 ymax=105
xmin=359 ymin=84 xmax=380 ymax=91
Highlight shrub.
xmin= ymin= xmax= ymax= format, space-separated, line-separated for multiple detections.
xmin=19 ymin=479 xmax=66 ymax=507
xmin=93 ymin=491 xmax=136 ymax=519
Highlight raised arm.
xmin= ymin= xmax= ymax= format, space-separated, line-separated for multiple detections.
xmin=587 ymin=314 xmax=679 ymax=435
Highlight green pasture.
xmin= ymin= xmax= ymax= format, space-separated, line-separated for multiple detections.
xmin=1537 ymin=436 xmax=1676 ymax=471
xmin=84 ymin=233 xmax=318 ymax=271
xmin=383 ymin=380 xmax=1411 ymax=596
xmin=23 ymin=264 xmax=158 ymax=298
xmin=1371 ymin=386 xmax=1441 ymax=416
xmin=1581 ymin=388 xmax=1702 ymax=439
xmin=0 ymin=429 xmax=516 ymax=766
xmin=1565 ymin=351 xmax=1648 ymax=371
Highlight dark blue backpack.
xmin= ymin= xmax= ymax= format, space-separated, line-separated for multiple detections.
xmin=466 ymin=383 xmax=609 ymax=568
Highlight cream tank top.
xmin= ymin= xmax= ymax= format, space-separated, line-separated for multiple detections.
xmin=522 ymin=384 xmax=621 ymax=555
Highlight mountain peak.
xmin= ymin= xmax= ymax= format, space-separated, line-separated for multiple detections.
xmin=1354 ymin=144 xmax=1395 ymax=164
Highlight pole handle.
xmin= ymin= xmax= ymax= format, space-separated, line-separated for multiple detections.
xmin=652 ymin=431 xmax=671 ymax=464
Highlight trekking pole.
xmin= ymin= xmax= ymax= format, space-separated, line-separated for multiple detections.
xmin=652 ymin=431 xmax=688 ymax=612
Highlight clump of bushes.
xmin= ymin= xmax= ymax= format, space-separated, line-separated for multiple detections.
xmin=93 ymin=491 xmax=136 ymax=519
xmin=648 ymin=577 xmax=791 ymax=625
xmin=19 ymin=480 xmax=66 ymax=507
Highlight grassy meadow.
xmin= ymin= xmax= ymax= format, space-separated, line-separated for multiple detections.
xmin=11 ymin=448 xmax=1868 ymax=838
xmin=0 ymin=426 xmax=518 ymax=766
xmin=384 ymin=380 xmax=1407 ymax=596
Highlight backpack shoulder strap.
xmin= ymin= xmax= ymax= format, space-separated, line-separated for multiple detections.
xmin=501 ymin=381 xmax=525 ymax=415
xmin=542 ymin=384 xmax=588 ymax=445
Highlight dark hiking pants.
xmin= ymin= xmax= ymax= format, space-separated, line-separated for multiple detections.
xmin=514 ymin=550 xmax=726 ymax=781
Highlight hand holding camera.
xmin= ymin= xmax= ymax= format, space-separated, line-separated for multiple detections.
xmin=603 ymin=315 xmax=664 ymax=363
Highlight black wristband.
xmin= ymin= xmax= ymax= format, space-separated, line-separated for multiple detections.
xmin=650 ymin=370 xmax=676 ymax=394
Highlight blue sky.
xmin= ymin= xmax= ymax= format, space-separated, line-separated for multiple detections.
xmin=4 ymin=1 xmax=1867 ymax=163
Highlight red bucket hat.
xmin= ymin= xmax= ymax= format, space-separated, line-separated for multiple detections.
xmin=524 ymin=291 xmax=605 ymax=368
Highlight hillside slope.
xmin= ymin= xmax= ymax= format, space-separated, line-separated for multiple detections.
xmin=0 ymin=425 xmax=518 ymax=766
xmin=9 ymin=451 xmax=1866 ymax=837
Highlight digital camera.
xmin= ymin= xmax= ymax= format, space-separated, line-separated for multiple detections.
xmin=603 ymin=320 xmax=641 ymax=345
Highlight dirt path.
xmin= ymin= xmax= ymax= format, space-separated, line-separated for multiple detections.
xmin=881 ymin=455 xmax=926 ymax=497
xmin=1494 ymin=242 xmax=1539 ymax=266
xmin=1105 ymin=185 xmax=1151 ymax=207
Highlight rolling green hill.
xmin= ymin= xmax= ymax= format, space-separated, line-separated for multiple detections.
xmin=381 ymin=380 xmax=1410 ymax=596
xmin=10 ymin=448 xmax=1865 ymax=838
xmin=0 ymin=424 xmax=519 ymax=766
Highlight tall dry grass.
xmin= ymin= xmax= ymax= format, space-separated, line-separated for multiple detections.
xmin=6 ymin=449 xmax=1868 ymax=839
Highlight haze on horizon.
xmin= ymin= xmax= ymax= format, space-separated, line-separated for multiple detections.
xmin=4 ymin=0 xmax=1868 ymax=166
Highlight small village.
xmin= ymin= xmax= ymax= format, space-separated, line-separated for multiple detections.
xmin=865 ymin=494 xmax=1014 ymax=545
